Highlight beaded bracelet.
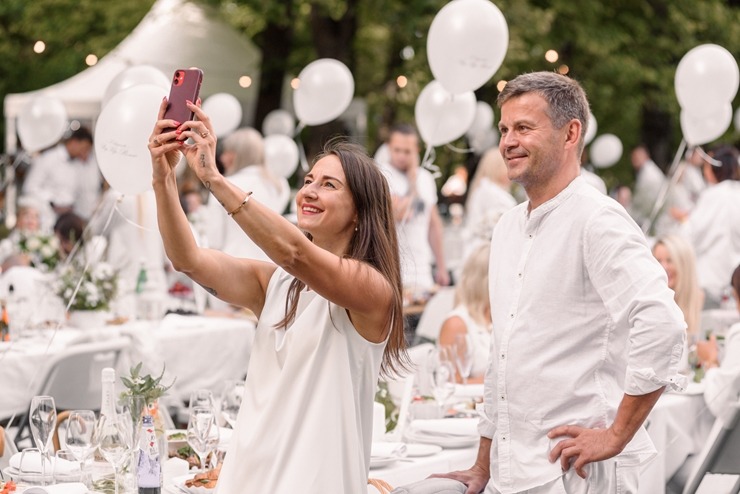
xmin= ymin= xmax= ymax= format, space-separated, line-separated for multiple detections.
xmin=227 ymin=192 xmax=254 ymax=217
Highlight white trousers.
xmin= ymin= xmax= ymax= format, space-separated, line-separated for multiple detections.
xmin=485 ymin=457 xmax=641 ymax=494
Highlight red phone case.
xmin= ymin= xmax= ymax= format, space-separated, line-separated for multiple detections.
xmin=164 ymin=68 xmax=203 ymax=124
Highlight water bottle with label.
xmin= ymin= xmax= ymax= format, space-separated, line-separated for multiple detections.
xmin=137 ymin=415 xmax=162 ymax=494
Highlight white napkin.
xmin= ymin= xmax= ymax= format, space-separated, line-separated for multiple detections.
xmin=218 ymin=427 xmax=233 ymax=446
xmin=409 ymin=418 xmax=479 ymax=437
xmin=163 ymin=457 xmax=190 ymax=486
xmin=9 ymin=452 xmax=77 ymax=474
xmin=370 ymin=441 xmax=406 ymax=459
xmin=23 ymin=483 xmax=87 ymax=494
xmin=453 ymin=384 xmax=484 ymax=398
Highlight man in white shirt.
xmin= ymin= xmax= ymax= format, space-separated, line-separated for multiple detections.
xmin=23 ymin=127 xmax=102 ymax=221
xmin=379 ymin=124 xmax=449 ymax=295
xmin=434 ymin=72 xmax=686 ymax=493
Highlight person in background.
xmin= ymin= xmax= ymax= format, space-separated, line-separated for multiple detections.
xmin=652 ymin=234 xmax=705 ymax=372
xmin=23 ymin=127 xmax=102 ymax=222
xmin=379 ymin=123 xmax=450 ymax=298
xmin=205 ymin=127 xmax=290 ymax=261
xmin=579 ymin=148 xmax=607 ymax=194
xmin=697 ymin=264 xmax=740 ymax=418
xmin=431 ymin=71 xmax=685 ymax=494
xmin=629 ymin=144 xmax=665 ymax=228
xmin=463 ymin=148 xmax=516 ymax=262
xmin=0 ymin=196 xmax=51 ymax=267
xmin=438 ymin=243 xmax=492 ymax=383
xmin=53 ymin=211 xmax=86 ymax=259
xmin=677 ymin=144 xmax=740 ymax=308
xmin=148 ymin=99 xmax=407 ymax=493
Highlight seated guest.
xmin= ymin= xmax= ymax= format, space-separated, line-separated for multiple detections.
xmin=438 ymin=243 xmax=491 ymax=383
xmin=652 ymin=234 xmax=704 ymax=372
xmin=697 ymin=264 xmax=740 ymax=418
xmin=53 ymin=212 xmax=87 ymax=259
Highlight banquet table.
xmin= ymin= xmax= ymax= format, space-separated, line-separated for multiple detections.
xmin=0 ymin=314 xmax=255 ymax=420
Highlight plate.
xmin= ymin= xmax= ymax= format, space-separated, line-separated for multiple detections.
xmin=369 ymin=456 xmax=399 ymax=469
xmin=404 ymin=430 xmax=478 ymax=449
xmin=405 ymin=443 xmax=443 ymax=457
xmin=171 ymin=474 xmax=216 ymax=494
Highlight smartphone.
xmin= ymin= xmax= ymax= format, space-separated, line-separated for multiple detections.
xmin=163 ymin=68 xmax=203 ymax=126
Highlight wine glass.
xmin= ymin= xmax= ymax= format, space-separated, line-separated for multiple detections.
xmin=94 ymin=414 xmax=129 ymax=494
xmin=429 ymin=348 xmax=455 ymax=416
xmin=53 ymin=449 xmax=84 ymax=483
xmin=29 ymin=395 xmax=56 ymax=486
xmin=18 ymin=447 xmax=44 ymax=486
xmin=187 ymin=406 xmax=215 ymax=473
xmin=189 ymin=389 xmax=215 ymax=411
xmin=220 ymin=380 xmax=245 ymax=428
xmin=65 ymin=410 xmax=96 ymax=486
xmin=453 ymin=334 xmax=474 ymax=384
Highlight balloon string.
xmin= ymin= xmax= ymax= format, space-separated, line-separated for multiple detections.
xmin=445 ymin=142 xmax=473 ymax=154
xmin=641 ymin=139 xmax=686 ymax=235
xmin=296 ymin=124 xmax=309 ymax=172
xmin=421 ymin=145 xmax=441 ymax=179
xmin=693 ymin=146 xmax=723 ymax=167
xmin=0 ymin=151 xmax=28 ymax=191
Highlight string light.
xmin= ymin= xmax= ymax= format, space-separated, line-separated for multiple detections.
xmin=33 ymin=41 xmax=45 ymax=54
xmin=239 ymin=76 xmax=252 ymax=88
xmin=557 ymin=64 xmax=570 ymax=75
xmin=545 ymin=49 xmax=559 ymax=63
xmin=496 ymin=80 xmax=507 ymax=92
xmin=85 ymin=54 xmax=98 ymax=66
xmin=290 ymin=78 xmax=300 ymax=90
xmin=396 ymin=75 xmax=408 ymax=88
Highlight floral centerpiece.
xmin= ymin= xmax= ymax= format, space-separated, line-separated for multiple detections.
xmin=55 ymin=261 xmax=118 ymax=311
xmin=18 ymin=232 xmax=60 ymax=272
xmin=120 ymin=362 xmax=175 ymax=408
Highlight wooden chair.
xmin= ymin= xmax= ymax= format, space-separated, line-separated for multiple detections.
xmin=368 ymin=478 xmax=394 ymax=493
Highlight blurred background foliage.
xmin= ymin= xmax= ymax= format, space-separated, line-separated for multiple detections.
xmin=2 ymin=0 xmax=740 ymax=189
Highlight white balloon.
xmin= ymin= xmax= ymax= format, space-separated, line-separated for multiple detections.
xmin=17 ymin=96 xmax=68 ymax=152
xmin=95 ymin=84 xmax=168 ymax=195
xmin=202 ymin=93 xmax=242 ymax=137
xmin=415 ymin=80 xmax=477 ymax=147
xmin=680 ymin=104 xmax=733 ymax=147
xmin=590 ymin=134 xmax=623 ymax=169
xmin=102 ymin=65 xmax=169 ymax=107
xmin=584 ymin=112 xmax=598 ymax=145
xmin=675 ymin=44 xmax=739 ymax=118
xmin=466 ymin=101 xmax=495 ymax=139
xmin=294 ymin=59 xmax=354 ymax=126
xmin=262 ymin=109 xmax=296 ymax=136
xmin=373 ymin=143 xmax=390 ymax=166
xmin=469 ymin=127 xmax=499 ymax=154
xmin=264 ymin=134 xmax=299 ymax=179
xmin=427 ymin=0 xmax=509 ymax=94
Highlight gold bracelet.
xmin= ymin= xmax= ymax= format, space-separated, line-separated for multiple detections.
xmin=227 ymin=192 xmax=253 ymax=217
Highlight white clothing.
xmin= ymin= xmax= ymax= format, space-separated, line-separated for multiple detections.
xmin=480 ymin=176 xmax=686 ymax=493
xmin=23 ymin=144 xmax=102 ymax=220
xmin=380 ymin=163 xmax=438 ymax=292
xmin=443 ymin=305 xmax=491 ymax=379
xmin=579 ymin=167 xmax=607 ymax=195
xmin=681 ymin=180 xmax=740 ymax=306
xmin=703 ymin=322 xmax=740 ymax=418
xmin=629 ymin=160 xmax=665 ymax=226
xmin=464 ymin=178 xmax=516 ymax=259
xmin=205 ymin=166 xmax=290 ymax=261
xmin=217 ymin=268 xmax=386 ymax=493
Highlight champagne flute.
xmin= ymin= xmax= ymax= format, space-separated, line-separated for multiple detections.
xmin=428 ymin=348 xmax=455 ymax=416
xmin=94 ymin=414 xmax=129 ymax=494
xmin=187 ymin=406 xmax=215 ymax=473
xmin=453 ymin=334 xmax=474 ymax=384
xmin=29 ymin=395 xmax=56 ymax=486
xmin=189 ymin=389 xmax=215 ymax=410
xmin=65 ymin=410 xmax=96 ymax=487
xmin=220 ymin=380 xmax=245 ymax=428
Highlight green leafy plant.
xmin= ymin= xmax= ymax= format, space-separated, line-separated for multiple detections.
xmin=119 ymin=362 xmax=175 ymax=407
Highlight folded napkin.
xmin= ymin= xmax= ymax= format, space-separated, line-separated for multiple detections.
xmin=409 ymin=418 xmax=479 ymax=437
xmin=371 ymin=442 xmax=406 ymax=459
xmin=390 ymin=478 xmax=467 ymax=494
xmin=453 ymin=384 xmax=484 ymax=398
xmin=9 ymin=452 xmax=77 ymax=474
xmin=23 ymin=483 xmax=87 ymax=494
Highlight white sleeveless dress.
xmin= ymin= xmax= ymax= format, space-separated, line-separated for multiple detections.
xmin=443 ymin=305 xmax=492 ymax=379
xmin=216 ymin=268 xmax=387 ymax=493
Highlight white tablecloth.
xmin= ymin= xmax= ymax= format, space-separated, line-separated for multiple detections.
xmin=0 ymin=314 xmax=255 ymax=419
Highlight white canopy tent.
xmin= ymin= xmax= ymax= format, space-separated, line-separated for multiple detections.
xmin=3 ymin=0 xmax=262 ymax=153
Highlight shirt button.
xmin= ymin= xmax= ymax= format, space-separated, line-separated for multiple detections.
xmin=510 ymin=313 xmax=514 ymax=318
xmin=518 ymin=273 xmax=522 ymax=278
xmin=500 ymin=395 xmax=505 ymax=400
xmin=529 ymin=234 xmax=533 ymax=238
xmin=502 ymin=436 xmax=506 ymax=441
xmin=500 ymin=353 xmax=505 ymax=359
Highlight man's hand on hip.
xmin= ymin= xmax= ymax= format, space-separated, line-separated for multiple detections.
xmin=547 ymin=425 xmax=625 ymax=479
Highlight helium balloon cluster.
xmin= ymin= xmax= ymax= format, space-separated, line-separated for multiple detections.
xmin=675 ymin=44 xmax=738 ymax=146
xmin=415 ymin=0 xmax=508 ymax=149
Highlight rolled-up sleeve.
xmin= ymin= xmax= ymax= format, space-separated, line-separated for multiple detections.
xmin=584 ymin=206 xmax=687 ymax=394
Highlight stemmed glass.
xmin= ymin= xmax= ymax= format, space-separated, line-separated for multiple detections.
xmin=187 ymin=406 xmax=216 ymax=473
xmin=189 ymin=389 xmax=215 ymax=411
xmin=94 ymin=413 xmax=129 ymax=494
xmin=453 ymin=334 xmax=474 ymax=384
xmin=29 ymin=395 xmax=56 ymax=486
xmin=429 ymin=348 xmax=456 ymax=416
xmin=220 ymin=380 xmax=245 ymax=428
xmin=65 ymin=410 xmax=97 ymax=486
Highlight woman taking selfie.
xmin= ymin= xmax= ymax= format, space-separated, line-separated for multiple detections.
xmin=148 ymin=99 xmax=406 ymax=493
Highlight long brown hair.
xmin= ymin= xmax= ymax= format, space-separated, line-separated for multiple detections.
xmin=275 ymin=139 xmax=408 ymax=376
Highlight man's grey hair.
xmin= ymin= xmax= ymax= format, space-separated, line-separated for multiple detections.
xmin=497 ymin=72 xmax=590 ymax=154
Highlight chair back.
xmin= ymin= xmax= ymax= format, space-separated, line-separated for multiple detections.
xmin=683 ymin=401 xmax=740 ymax=494
xmin=39 ymin=337 xmax=129 ymax=411
xmin=413 ymin=287 xmax=455 ymax=344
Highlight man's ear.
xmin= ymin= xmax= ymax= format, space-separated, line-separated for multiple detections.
xmin=565 ymin=119 xmax=582 ymax=149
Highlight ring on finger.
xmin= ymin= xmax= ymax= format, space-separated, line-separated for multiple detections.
xmin=200 ymin=130 xmax=210 ymax=138
xmin=153 ymin=137 xmax=160 ymax=146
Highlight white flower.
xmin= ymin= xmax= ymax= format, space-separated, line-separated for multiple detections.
xmin=26 ymin=236 xmax=41 ymax=251
xmin=40 ymin=245 xmax=55 ymax=259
